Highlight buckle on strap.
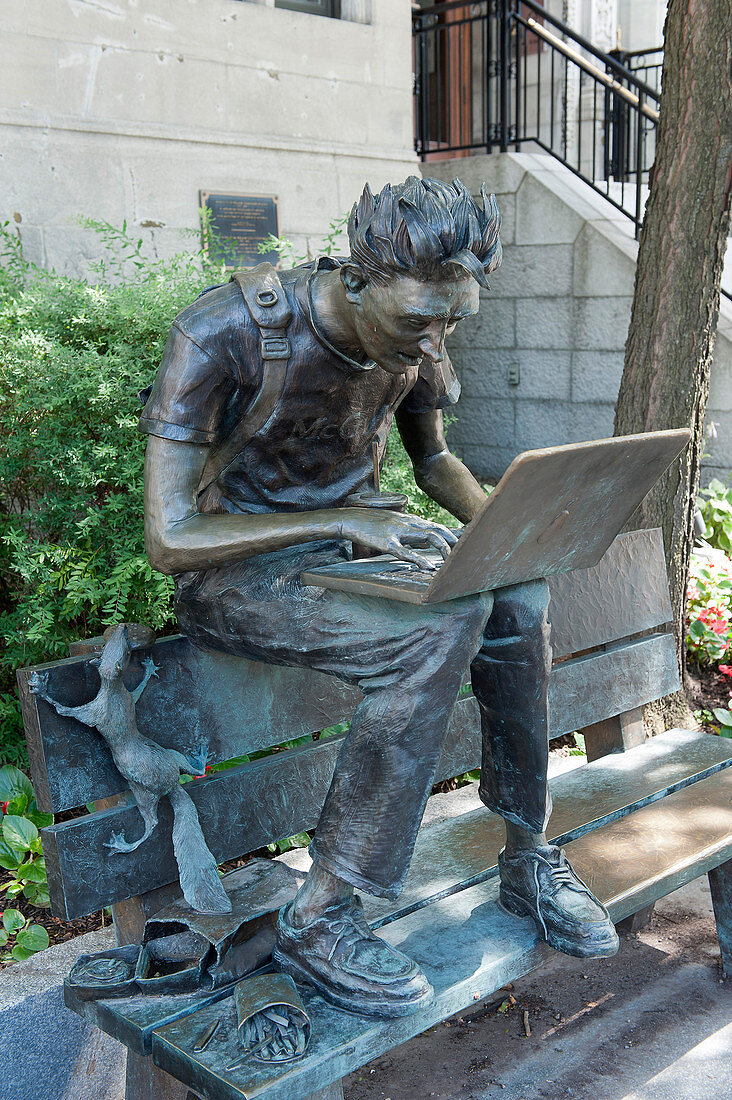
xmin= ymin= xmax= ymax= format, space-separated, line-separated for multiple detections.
xmin=260 ymin=335 xmax=291 ymax=360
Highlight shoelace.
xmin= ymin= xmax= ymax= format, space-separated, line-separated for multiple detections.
xmin=324 ymin=910 xmax=373 ymax=963
xmin=530 ymin=851 xmax=595 ymax=939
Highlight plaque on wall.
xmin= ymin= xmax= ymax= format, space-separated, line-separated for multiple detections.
xmin=199 ymin=191 xmax=279 ymax=267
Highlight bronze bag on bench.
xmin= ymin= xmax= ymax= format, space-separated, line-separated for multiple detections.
xmin=68 ymin=860 xmax=301 ymax=998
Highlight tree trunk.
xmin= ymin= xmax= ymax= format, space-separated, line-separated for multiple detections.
xmin=613 ymin=0 xmax=732 ymax=727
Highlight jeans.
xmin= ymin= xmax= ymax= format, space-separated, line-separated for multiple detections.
xmin=175 ymin=540 xmax=552 ymax=900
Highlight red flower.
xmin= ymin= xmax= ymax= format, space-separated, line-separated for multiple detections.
xmin=0 ymin=802 xmax=8 ymax=815
xmin=719 ymin=665 xmax=732 ymax=677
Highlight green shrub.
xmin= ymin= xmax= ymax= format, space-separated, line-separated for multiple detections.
xmin=0 ymin=220 xmax=229 ymax=763
xmin=698 ymin=478 xmax=732 ymax=554
xmin=0 ymin=764 xmax=53 ymax=907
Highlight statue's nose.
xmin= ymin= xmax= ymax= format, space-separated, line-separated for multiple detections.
xmin=418 ymin=325 xmax=446 ymax=363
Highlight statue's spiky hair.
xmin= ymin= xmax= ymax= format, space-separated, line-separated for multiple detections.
xmin=347 ymin=176 xmax=501 ymax=288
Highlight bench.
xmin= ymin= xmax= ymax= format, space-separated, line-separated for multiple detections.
xmin=17 ymin=528 xmax=732 ymax=1100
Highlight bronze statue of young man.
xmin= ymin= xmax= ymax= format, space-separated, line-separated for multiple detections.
xmin=140 ymin=177 xmax=618 ymax=1019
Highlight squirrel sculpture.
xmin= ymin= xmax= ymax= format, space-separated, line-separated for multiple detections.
xmin=29 ymin=624 xmax=231 ymax=915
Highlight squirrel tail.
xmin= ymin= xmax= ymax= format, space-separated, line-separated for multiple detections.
xmin=169 ymin=785 xmax=231 ymax=914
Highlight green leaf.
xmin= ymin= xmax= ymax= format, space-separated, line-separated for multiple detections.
xmin=0 ymin=765 xmax=33 ymax=805
xmin=5 ymin=794 xmax=30 ymax=817
xmin=20 ymin=858 xmax=46 ymax=883
xmin=2 ymin=814 xmax=38 ymax=853
xmin=0 ymin=929 xmax=8 ymax=947
xmin=26 ymin=810 xmax=54 ymax=830
xmin=5 ymin=881 xmax=24 ymax=898
xmin=0 ymin=836 xmax=22 ymax=870
xmin=712 ymin=708 xmax=732 ymax=727
xmin=28 ymin=886 xmax=51 ymax=908
xmin=2 ymin=908 xmax=25 ymax=933
xmin=11 ymin=944 xmax=34 ymax=961
xmin=16 ymin=924 xmax=49 ymax=953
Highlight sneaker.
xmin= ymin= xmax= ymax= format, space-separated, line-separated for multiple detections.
xmin=498 ymin=845 xmax=620 ymax=958
xmin=272 ymin=895 xmax=434 ymax=1018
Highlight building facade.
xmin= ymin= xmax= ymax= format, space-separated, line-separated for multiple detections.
xmin=1 ymin=0 xmax=418 ymax=273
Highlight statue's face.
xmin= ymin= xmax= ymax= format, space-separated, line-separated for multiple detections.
xmin=353 ymin=273 xmax=480 ymax=375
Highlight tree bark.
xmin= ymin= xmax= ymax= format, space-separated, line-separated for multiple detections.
xmin=613 ymin=0 xmax=732 ymax=726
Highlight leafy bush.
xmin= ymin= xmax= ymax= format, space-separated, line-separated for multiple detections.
xmin=698 ymin=478 xmax=732 ymax=554
xmin=686 ymin=553 xmax=732 ymax=667
xmin=0 ymin=764 xmax=53 ymax=907
xmin=0 ymin=907 xmax=49 ymax=962
xmin=0 ymin=220 xmax=229 ymax=764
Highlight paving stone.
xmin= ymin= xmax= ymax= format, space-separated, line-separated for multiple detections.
xmin=0 ymin=927 xmax=125 ymax=1100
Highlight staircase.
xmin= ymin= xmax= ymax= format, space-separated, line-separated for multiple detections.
xmin=419 ymin=151 xmax=732 ymax=487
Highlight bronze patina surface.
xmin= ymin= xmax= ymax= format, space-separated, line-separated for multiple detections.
xmin=133 ymin=177 xmax=688 ymax=1009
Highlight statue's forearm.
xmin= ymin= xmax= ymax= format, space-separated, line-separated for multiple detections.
xmin=144 ymin=435 xmax=345 ymax=574
xmin=413 ymin=449 xmax=487 ymax=525
xmin=146 ymin=508 xmax=346 ymax=575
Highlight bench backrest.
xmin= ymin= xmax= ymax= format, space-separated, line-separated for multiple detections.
xmin=18 ymin=528 xmax=678 ymax=920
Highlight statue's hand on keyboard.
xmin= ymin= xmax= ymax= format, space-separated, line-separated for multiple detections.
xmin=338 ymin=509 xmax=458 ymax=571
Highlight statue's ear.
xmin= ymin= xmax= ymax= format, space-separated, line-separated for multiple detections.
xmin=340 ymin=263 xmax=368 ymax=301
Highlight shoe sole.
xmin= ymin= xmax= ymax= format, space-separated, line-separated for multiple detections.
xmin=499 ymin=886 xmax=620 ymax=959
xmin=272 ymin=946 xmax=435 ymax=1019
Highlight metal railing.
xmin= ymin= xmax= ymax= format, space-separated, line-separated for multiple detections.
xmin=614 ymin=46 xmax=664 ymax=96
xmin=413 ymin=0 xmax=660 ymax=237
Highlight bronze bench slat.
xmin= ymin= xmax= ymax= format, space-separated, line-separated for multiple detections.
xmin=62 ymin=729 xmax=732 ymax=1057
xmin=43 ymin=633 xmax=679 ymax=920
xmin=148 ymin=761 xmax=732 ymax=1100
xmin=19 ymin=530 xmax=673 ymax=814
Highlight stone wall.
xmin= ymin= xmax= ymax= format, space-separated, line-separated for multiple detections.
xmin=423 ymin=151 xmax=732 ymax=486
xmin=1 ymin=0 xmax=418 ymax=275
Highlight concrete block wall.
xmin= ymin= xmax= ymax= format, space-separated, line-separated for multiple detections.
xmin=423 ymin=151 xmax=732 ymax=486
xmin=1 ymin=0 xmax=418 ymax=275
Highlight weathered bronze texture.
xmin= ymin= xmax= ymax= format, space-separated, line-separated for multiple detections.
xmin=149 ymin=744 xmax=732 ymax=1100
xmin=344 ymin=489 xmax=408 ymax=559
xmin=38 ymin=630 xmax=680 ymax=921
xmin=234 ymin=973 xmax=310 ymax=1063
xmin=302 ymin=431 xmax=690 ymax=603
xmin=61 ymin=730 xmax=732 ymax=1060
xmin=28 ymin=624 xmax=231 ymax=915
xmin=67 ymin=945 xmax=140 ymax=1000
xmin=16 ymin=528 xmax=671 ymax=815
xmin=140 ymin=860 xmax=302 ymax=993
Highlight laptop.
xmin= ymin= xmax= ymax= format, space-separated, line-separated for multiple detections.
xmin=300 ymin=430 xmax=690 ymax=605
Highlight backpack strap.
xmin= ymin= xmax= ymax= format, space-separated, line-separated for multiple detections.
xmin=197 ymin=263 xmax=292 ymax=502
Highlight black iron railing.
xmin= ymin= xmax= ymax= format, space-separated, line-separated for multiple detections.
xmin=413 ymin=0 xmax=660 ymax=237
xmin=614 ymin=46 xmax=664 ymax=96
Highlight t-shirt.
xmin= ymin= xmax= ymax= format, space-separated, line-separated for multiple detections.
xmin=139 ymin=258 xmax=461 ymax=515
